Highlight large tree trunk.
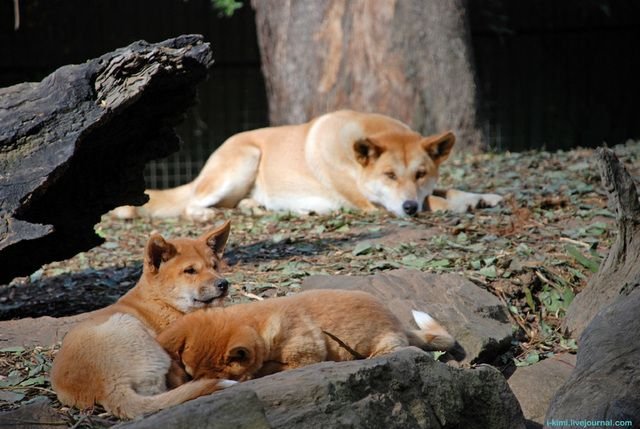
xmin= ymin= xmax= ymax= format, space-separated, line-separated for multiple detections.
xmin=0 ymin=35 xmax=213 ymax=284
xmin=252 ymin=0 xmax=483 ymax=151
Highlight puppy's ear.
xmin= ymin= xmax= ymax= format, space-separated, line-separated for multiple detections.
xmin=353 ymin=138 xmax=383 ymax=167
xmin=144 ymin=233 xmax=177 ymax=274
xmin=226 ymin=346 xmax=252 ymax=364
xmin=157 ymin=323 xmax=187 ymax=361
xmin=201 ymin=220 xmax=231 ymax=257
xmin=423 ymin=131 xmax=455 ymax=165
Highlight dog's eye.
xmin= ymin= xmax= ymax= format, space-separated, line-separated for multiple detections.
xmin=183 ymin=267 xmax=197 ymax=275
xmin=384 ymin=171 xmax=397 ymax=180
xmin=416 ymin=170 xmax=426 ymax=180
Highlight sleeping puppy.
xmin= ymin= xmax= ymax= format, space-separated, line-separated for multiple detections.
xmin=157 ymin=289 xmax=465 ymax=382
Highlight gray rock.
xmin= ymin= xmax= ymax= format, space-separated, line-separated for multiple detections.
xmin=508 ymin=353 xmax=576 ymax=425
xmin=116 ymin=388 xmax=271 ymax=429
xmin=116 ymin=347 xmax=526 ymax=429
xmin=0 ymin=312 xmax=93 ymax=347
xmin=302 ymin=269 xmax=513 ymax=363
xmin=0 ymin=397 xmax=66 ymax=429
xmin=545 ymin=286 xmax=640 ymax=428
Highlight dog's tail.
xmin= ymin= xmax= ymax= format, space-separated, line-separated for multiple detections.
xmin=110 ymin=183 xmax=193 ymax=219
xmin=406 ymin=310 xmax=466 ymax=361
xmin=106 ymin=378 xmax=236 ymax=419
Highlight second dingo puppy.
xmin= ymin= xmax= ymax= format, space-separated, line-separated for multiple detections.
xmin=157 ymin=289 xmax=465 ymax=382
xmin=51 ymin=221 xmax=234 ymax=419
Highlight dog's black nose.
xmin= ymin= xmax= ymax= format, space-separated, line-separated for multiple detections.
xmin=215 ymin=278 xmax=229 ymax=292
xmin=402 ymin=200 xmax=419 ymax=216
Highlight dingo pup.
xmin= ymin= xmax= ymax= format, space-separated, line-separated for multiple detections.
xmin=112 ymin=110 xmax=502 ymax=220
xmin=51 ymin=221 xmax=235 ymax=419
xmin=157 ymin=289 xmax=465 ymax=383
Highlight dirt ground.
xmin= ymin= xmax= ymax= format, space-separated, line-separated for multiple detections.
xmin=1 ymin=141 xmax=638 ymax=426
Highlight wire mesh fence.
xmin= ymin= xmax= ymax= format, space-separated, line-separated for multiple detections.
xmin=143 ymin=65 xmax=268 ymax=189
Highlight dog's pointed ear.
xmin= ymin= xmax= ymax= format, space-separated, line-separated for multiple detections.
xmin=423 ymin=131 xmax=455 ymax=165
xmin=200 ymin=220 xmax=231 ymax=257
xmin=226 ymin=346 xmax=251 ymax=364
xmin=156 ymin=324 xmax=187 ymax=361
xmin=353 ymin=138 xmax=383 ymax=167
xmin=144 ymin=233 xmax=177 ymax=274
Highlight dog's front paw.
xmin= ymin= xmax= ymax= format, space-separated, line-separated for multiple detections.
xmin=446 ymin=190 xmax=503 ymax=213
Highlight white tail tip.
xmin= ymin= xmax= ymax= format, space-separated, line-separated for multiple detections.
xmin=412 ymin=310 xmax=436 ymax=330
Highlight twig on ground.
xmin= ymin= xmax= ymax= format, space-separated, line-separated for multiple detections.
xmin=239 ymin=291 xmax=264 ymax=301
xmin=322 ymin=330 xmax=365 ymax=359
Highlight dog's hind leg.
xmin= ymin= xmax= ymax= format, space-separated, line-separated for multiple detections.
xmin=185 ymin=141 xmax=261 ymax=221
xmin=368 ymin=333 xmax=410 ymax=358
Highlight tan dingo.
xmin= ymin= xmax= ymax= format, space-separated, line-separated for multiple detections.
xmin=157 ymin=289 xmax=465 ymax=383
xmin=51 ymin=221 xmax=234 ymax=419
xmin=112 ymin=110 xmax=501 ymax=220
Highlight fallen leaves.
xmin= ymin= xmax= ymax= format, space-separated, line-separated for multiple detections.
xmin=0 ymin=346 xmax=55 ymax=411
xmin=1 ymin=139 xmax=639 ymax=410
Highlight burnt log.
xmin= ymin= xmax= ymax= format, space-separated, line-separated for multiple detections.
xmin=0 ymin=35 xmax=213 ymax=284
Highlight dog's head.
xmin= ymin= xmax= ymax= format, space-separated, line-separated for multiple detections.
xmin=157 ymin=310 xmax=265 ymax=382
xmin=142 ymin=220 xmax=231 ymax=313
xmin=353 ymin=130 xmax=455 ymax=216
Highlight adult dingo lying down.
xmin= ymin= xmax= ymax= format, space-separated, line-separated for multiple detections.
xmin=157 ymin=289 xmax=466 ymax=383
xmin=113 ymin=110 xmax=501 ymax=220
xmin=51 ymin=222 xmax=235 ymax=419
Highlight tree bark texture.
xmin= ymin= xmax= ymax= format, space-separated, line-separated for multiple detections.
xmin=0 ymin=35 xmax=213 ymax=284
xmin=563 ymin=147 xmax=640 ymax=337
xmin=252 ymin=0 xmax=483 ymax=151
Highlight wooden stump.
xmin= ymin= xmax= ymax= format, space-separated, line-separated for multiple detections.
xmin=0 ymin=35 xmax=213 ymax=284
xmin=563 ymin=147 xmax=640 ymax=337
xmin=546 ymin=147 xmax=640 ymax=424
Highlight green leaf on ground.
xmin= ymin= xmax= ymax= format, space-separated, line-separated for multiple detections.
xmin=566 ymin=245 xmax=600 ymax=273
xmin=353 ymin=242 xmax=373 ymax=256
xmin=515 ymin=351 xmax=540 ymax=367
xmin=479 ymin=265 xmax=497 ymax=278
xmin=0 ymin=346 xmax=25 ymax=354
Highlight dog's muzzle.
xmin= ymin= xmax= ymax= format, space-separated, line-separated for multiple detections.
xmin=402 ymin=200 xmax=419 ymax=216
xmin=194 ymin=278 xmax=230 ymax=306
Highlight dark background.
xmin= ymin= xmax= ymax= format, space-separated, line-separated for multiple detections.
xmin=1 ymin=0 xmax=639 ymax=187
